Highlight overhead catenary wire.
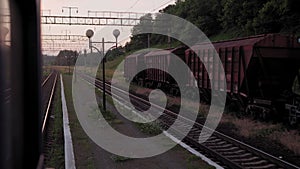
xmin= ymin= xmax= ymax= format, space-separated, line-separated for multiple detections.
xmin=126 ymin=0 xmax=141 ymax=12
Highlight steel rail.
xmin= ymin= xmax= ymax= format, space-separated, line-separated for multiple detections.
xmin=42 ymin=71 xmax=54 ymax=87
xmin=41 ymin=73 xmax=58 ymax=133
xmin=80 ymin=72 xmax=300 ymax=169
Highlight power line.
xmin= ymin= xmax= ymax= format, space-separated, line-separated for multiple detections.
xmin=126 ymin=0 xmax=141 ymax=12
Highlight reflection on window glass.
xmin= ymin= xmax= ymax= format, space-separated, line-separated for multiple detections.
xmin=0 ymin=0 xmax=11 ymax=102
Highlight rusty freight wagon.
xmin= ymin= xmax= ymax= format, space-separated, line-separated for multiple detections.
xmin=185 ymin=34 xmax=300 ymax=122
xmin=143 ymin=46 xmax=188 ymax=91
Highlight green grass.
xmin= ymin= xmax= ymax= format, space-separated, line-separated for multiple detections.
xmin=43 ymin=66 xmax=52 ymax=77
xmin=254 ymin=126 xmax=283 ymax=138
xmin=187 ymin=154 xmax=200 ymax=162
xmin=113 ymin=119 xmax=123 ymax=124
xmin=95 ymin=83 xmax=162 ymax=135
xmin=134 ymin=121 xmax=162 ymax=135
xmin=110 ymin=155 xmax=132 ymax=163
xmin=186 ymin=154 xmax=215 ymax=169
xmin=209 ymin=32 xmax=239 ymax=42
xmin=94 ymin=89 xmax=125 ymax=126
xmin=98 ymin=105 xmax=117 ymax=123
xmin=105 ymin=55 xmax=125 ymax=70
xmin=95 ymin=88 xmax=114 ymax=107
xmin=96 ymin=55 xmax=125 ymax=81
xmin=148 ymin=41 xmax=182 ymax=49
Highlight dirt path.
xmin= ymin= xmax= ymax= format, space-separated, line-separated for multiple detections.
xmin=90 ymin=102 xmax=213 ymax=169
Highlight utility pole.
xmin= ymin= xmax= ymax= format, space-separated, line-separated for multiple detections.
xmin=84 ymin=49 xmax=87 ymax=73
xmin=61 ymin=29 xmax=71 ymax=36
xmin=102 ymin=38 xmax=106 ymax=111
xmin=148 ymin=34 xmax=150 ymax=48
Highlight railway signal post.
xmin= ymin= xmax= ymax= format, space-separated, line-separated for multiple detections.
xmin=85 ymin=29 xmax=120 ymax=112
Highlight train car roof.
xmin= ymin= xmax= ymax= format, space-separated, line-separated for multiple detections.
xmin=126 ymin=51 xmax=149 ymax=59
xmin=188 ymin=34 xmax=300 ymax=51
xmin=145 ymin=46 xmax=186 ymax=57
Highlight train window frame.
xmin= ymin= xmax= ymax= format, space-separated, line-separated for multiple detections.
xmin=1 ymin=0 xmax=42 ymax=168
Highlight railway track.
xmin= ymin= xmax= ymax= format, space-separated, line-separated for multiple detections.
xmin=41 ymin=71 xmax=58 ymax=133
xmin=79 ymin=73 xmax=300 ymax=169
xmin=40 ymin=71 xmax=59 ymax=166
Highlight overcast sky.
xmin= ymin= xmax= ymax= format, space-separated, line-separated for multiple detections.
xmin=41 ymin=0 xmax=176 ymax=14
xmin=41 ymin=0 xmax=176 ymax=55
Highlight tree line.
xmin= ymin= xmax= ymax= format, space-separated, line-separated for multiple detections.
xmin=125 ymin=0 xmax=300 ymax=52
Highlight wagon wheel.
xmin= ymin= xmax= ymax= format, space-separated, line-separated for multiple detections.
xmin=250 ymin=110 xmax=257 ymax=119
xmin=137 ymin=80 xmax=144 ymax=87
xmin=246 ymin=105 xmax=255 ymax=118
xmin=146 ymin=82 xmax=152 ymax=88
xmin=289 ymin=116 xmax=297 ymax=126
xmin=260 ymin=111 xmax=267 ymax=120
xmin=171 ymin=88 xmax=179 ymax=96
xmin=289 ymin=107 xmax=298 ymax=126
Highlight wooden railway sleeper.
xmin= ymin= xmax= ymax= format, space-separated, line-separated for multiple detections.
xmin=206 ymin=143 xmax=233 ymax=149
xmin=203 ymin=141 xmax=227 ymax=146
xmin=213 ymin=146 xmax=239 ymax=152
xmin=242 ymin=159 xmax=269 ymax=167
xmin=244 ymin=163 xmax=277 ymax=169
xmin=225 ymin=153 xmax=252 ymax=159
xmin=231 ymin=156 xmax=260 ymax=163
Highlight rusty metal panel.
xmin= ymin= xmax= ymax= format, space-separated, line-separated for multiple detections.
xmin=186 ymin=34 xmax=300 ymax=98
xmin=256 ymin=34 xmax=300 ymax=48
xmin=187 ymin=34 xmax=271 ymax=94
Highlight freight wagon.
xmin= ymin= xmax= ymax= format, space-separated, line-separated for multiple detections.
xmin=186 ymin=34 xmax=300 ymax=123
xmin=143 ymin=46 xmax=187 ymax=92
xmin=124 ymin=34 xmax=300 ymax=124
